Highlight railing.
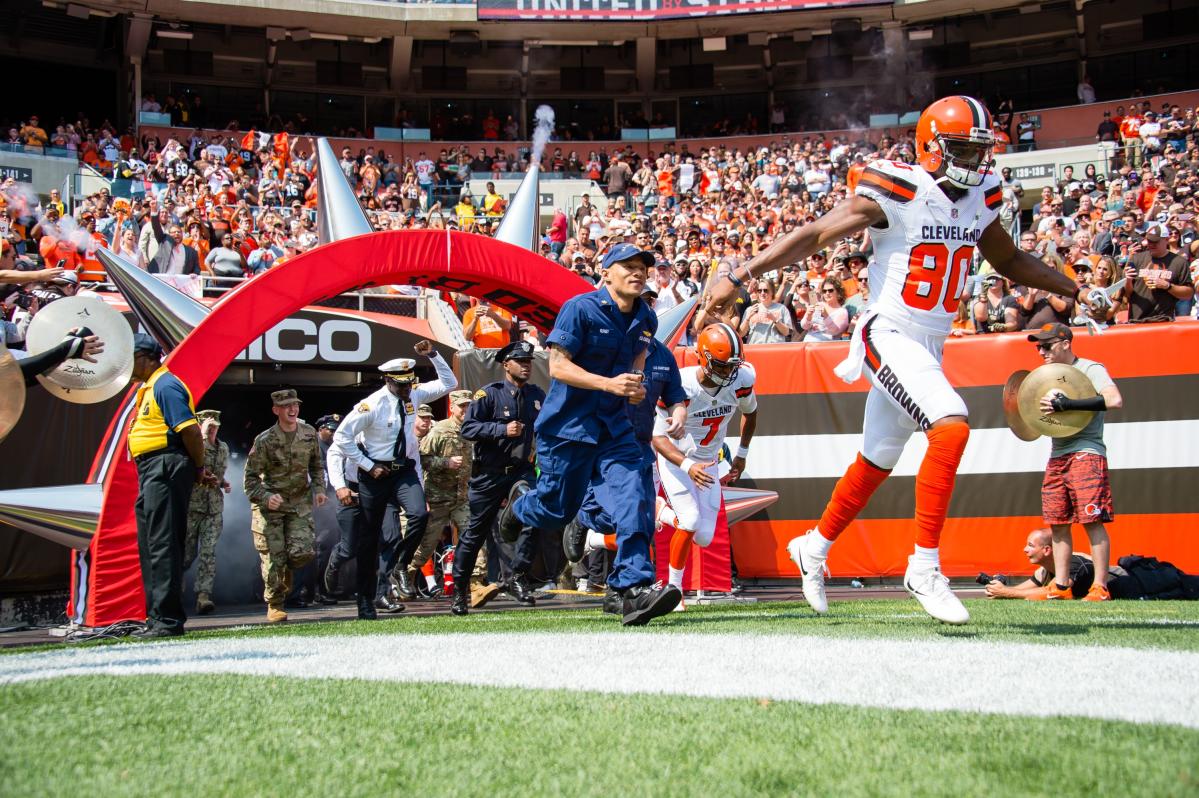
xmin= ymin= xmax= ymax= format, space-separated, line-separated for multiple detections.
xmin=135 ymin=88 xmax=1199 ymax=165
xmin=0 ymin=142 xmax=81 ymax=161
xmin=91 ymin=273 xmax=428 ymax=319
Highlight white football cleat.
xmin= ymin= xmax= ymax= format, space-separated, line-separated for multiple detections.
xmin=903 ymin=556 xmax=969 ymax=625
xmin=787 ymin=532 xmax=829 ymax=614
xmin=673 ymin=595 xmax=687 ymax=612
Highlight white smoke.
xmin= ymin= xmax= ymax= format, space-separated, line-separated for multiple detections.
xmin=199 ymin=450 xmax=265 ymax=605
xmin=193 ymin=447 xmax=342 ymax=606
xmin=530 ymin=105 xmax=556 ymax=167
xmin=3 ymin=182 xmax=39 ymax=218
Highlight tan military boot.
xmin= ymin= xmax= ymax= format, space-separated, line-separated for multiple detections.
xmin=266 ymin=604 xmax=288 ymax=623
xmin=196 ymin=593 xmax=215 ymax=615
xmin=470 ymin=582 xmax=501 ymax=609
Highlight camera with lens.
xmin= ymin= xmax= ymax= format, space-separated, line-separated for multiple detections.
xmin=976 ymin=572 xmax=1007 ymax=586
xmin=12 ymin=291 xmax=35 ymax=310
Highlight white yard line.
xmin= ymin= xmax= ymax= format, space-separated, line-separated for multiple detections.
xmin=2 ymin=632 xmax=1196 ymax=729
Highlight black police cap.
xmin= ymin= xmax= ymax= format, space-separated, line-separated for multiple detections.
xmin=495 ymin=340 xmax=535 ymax=364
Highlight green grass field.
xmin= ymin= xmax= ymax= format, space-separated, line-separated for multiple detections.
xmin=3 ymin=599 xmax=1197 ymax=798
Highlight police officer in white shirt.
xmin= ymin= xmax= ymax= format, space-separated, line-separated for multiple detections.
xmin=329 ymin=340 xmax=456 ymax=618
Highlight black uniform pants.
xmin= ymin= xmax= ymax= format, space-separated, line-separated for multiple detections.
xmin=357 ymin=466 xmax=427 ymax=600
xmin=134 ymin=449 xmax=196 ymax=631
xmin=454 ymin=465 xmax=541 ymax=585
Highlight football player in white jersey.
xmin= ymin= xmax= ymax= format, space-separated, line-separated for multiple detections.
xmin=653 ymin=323 xmax=758 ymax=609
xmin=703 ymin=96 xmax=1090 ymax=625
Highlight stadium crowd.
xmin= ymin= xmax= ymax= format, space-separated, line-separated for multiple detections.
xmin=2 ymin=95 xmax=1197 ymax=348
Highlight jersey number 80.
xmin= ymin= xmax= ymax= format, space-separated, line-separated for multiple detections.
xmin=902 ymin=243 xmax=974 ymax=313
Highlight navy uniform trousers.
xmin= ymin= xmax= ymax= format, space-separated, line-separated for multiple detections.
xmin=513 ymin=430 xmax=654 ymax=591
xmin=454 ymin=464 xmax=549 ymax=585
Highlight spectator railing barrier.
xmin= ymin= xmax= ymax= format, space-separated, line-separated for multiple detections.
xmin=0 ymin=142 xmax=80 ymax=161
xmin=133 ymin=88 xmax=1199 ymax=171
xmin=87 ymin=273 xmax=427 ymax=319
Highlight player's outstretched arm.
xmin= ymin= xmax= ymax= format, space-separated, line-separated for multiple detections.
xmin=704 ymin=196 xmax=884 ymax=316
xmin=978 ymin=219 xmax=1080 ymax=300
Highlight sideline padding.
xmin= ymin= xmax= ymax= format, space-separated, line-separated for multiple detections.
xmin=719 ymin=322 xmax=1199 ymax=578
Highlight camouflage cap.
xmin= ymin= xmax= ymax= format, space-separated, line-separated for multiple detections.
xmin=449 ymin=390 xmax=473 ymax=405
xmin=416 ymin=403 xmax=435 ymax=418
xmin=196 ymin=409 xmax=221 ymax=425
xmin=271 ymin=389 xmax=302 ymax=406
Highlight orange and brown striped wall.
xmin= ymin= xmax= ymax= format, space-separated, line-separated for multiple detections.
xmin=676 ymin=323 xmax=1199 ymax=579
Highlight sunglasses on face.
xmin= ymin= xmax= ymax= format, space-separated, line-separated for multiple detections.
xmin=1036 ymin=341 xmax=1061 ymax=352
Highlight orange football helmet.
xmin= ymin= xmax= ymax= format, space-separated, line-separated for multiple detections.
xmin=915 ymin=96 xmax=996 ymax=189
xmin=696 ymin=322 xmax=744 ymax=388
xmin=846 ymin=161 xmax=866 ymax=194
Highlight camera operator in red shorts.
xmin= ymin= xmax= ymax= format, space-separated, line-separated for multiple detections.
xmin=1027 ymin=323 xmax=1124 ymax=601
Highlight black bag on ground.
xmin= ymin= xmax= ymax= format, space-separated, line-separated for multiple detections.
xmin=1109 ymin=555 xmax=1195 ymax=600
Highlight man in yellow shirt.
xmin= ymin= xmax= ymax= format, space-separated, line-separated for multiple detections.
xmin=127 ymin=333 xmax=205 ymax=638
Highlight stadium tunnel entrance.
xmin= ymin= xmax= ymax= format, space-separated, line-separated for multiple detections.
xmin=72 ymin=228 xmax=593 ymax=626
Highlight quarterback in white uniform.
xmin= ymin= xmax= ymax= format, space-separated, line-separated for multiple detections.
xmin=653 ymin=323 xmax=758 ymax=607
xmin=703 ymin=96 xmax=1089 ymax=625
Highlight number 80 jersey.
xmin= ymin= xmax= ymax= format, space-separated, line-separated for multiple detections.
xmin=853 ymin=159 xmax=1003 ymax=336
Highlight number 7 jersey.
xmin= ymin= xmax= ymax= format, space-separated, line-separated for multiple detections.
xmin=853 ymin=159 xmax=1003 ymax=336
xmin=654 ymin=364 xmax=757 ymax=461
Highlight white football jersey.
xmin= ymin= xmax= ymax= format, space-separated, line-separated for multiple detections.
xmin=854 ymin=160 xmax=1003 ymax=335
xmin=654 ymin=364 xmax=757 ymax=461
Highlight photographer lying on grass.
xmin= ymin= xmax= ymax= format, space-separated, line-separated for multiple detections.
xmin=985 ymin=528 xmax=1126 ymax=600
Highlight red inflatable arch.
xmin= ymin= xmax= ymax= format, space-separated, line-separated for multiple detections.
xmin=72 ymin=230 xmax=592 ymax=626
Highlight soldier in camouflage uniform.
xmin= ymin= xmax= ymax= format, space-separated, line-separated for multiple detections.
xmin=244 ymin=389 xmax=327 ymax=623
xmin=406 ymin=390 xmax=476 ymax=596
xmin=184 ymin=409 xmax=230 ymax=615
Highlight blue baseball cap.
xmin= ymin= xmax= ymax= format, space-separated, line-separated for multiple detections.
xmin=601 ymin=242 xmax=655 ymax=271
xmin=132 ymin=332 xmax=163 ymax=358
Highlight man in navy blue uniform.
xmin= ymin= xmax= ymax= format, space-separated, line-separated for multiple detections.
xmin=501 ymin=244 xmax=686 ymax=626
xmin=451 ymin=340 xmax=546 ymax=616
xmin=565 ymin=298 xmax=687 ymax=612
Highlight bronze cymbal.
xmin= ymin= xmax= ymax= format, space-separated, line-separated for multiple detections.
xmin=1002 ymin=369 xmax=1038 ymax=442
xmin=1015 ymin=362 xmax=1097 ymax=439
xmin=24 ymin=296 xmax=134 ymax=404
xmin=0 ymin=340 xmax=26 ymax=444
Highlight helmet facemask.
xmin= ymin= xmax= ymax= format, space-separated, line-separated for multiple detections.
xmin=701 ymin=353 xmax=742 ymax=388
xmin=932 ymin=133 xmax=995 ymax=189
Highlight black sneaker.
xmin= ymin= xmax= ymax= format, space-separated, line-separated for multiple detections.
xmin=503 ymin=574 xmax=536 ymax=607
xmin=427 ymin=583 xmax=444 ymax=600
xmin=323 ymin=558 xmax=341 ymax=596
xmin=497 ymin=480 xmax=530 ymax=543
xmin=314 ymin=590 xmax=338 ymax=606
xmin=357 ymin=596 xmax=378 ymax=621
xmin=621 ymin=583 xmax=682 ymax=627
xmin=563 ymin=518 xmax=588 ymax=562
xmin=602 ymin=588 xmax=622 ymax=615
xmin=451 ymin=584 xmax=469 ymax=616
